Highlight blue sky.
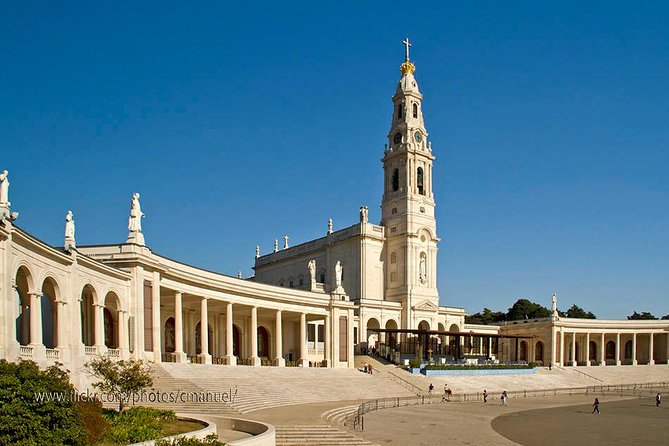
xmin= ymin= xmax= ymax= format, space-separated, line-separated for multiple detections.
xmin=2 ymin=2 xmax=668 ymax=319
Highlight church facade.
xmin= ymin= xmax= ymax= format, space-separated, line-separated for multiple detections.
xmin=1 ymin=44 xmax=667 ymax=378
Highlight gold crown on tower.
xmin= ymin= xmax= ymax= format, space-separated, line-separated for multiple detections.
xmin=399 ymin=60 xmax=416 ymax=75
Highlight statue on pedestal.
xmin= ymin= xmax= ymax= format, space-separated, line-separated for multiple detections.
xmin=0 ymin=170 xmax=9 ymax=205
xmin=64 ymin=210 xmax=76 ymax=250
xmin=359 ymin=206 xmax=369 ymax=224
xmin=551 ymin=293 xmax=558 ymax=315
xmin=128 ymin=193 xmax=144 ymax=232
xmin=255 ymin=245 xmax=260 ymax=258
xmin=283 ymin=235 xmax=289 ymax=250
xmin=273 ymin=239 xmax=279 ymax=252
xmin=308 ymin=260 xmax=316 ymax=285
xmin=327 ymin=218 xmax=333 ymax=234
xmin=334 ymin=261 xmax=343 ymax=288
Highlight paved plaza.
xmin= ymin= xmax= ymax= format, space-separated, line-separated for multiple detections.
xmin=353 ymin=394 xmax=667 ymax=445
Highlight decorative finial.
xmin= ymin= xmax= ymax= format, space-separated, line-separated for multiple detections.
xmin=283 ymin=235 xmax=289 ymax=250
xmin=399 ymin=37 xmax=416 ymax=75
xmin=255 ymin=245 xmax=260 ymax=258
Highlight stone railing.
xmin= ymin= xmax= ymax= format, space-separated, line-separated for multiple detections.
xmin=84 ymin=346 xmax=98 ymax=356
xmin=19 ymin=345 xmax=34 ymax=359
xmin=46 ymin=348 xmax=60 ymax=360
xmin=106 ymin=348 xmax=120 ymax=359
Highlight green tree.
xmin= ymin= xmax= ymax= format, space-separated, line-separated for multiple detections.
xmin=564 ymin=304 xmax=596 ymax=319
xmin=661 ymin=314 xmax=669 ymax=320
xmin=465 ymin=308 xmax=506 ymax=325
xmin=506 ymin=299 xmax=551 ymax=321
xmin=0 ymin=360 xmax=86 ymax=445
xmin=86 ymin=357 xmax=153 ymax=412
xmin=627 ymin=311 xmax=657 ymax=320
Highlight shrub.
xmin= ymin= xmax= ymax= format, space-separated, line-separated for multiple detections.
xmin=0 ymin=359 xmax=87 ymax=445
xmin=104 ymin=406 xmax=176 ymax=444
xmin=408 ymin=359 xmax=422 ymax=368
xmin=77 ymin=399 xmax=110 ymax=444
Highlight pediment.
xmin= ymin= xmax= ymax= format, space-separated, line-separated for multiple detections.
xmin=412 ymin=300 xmax=438 ymax=312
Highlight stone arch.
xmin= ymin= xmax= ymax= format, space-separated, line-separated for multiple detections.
xmin=589 ymin=340 xmax=597 ymax=362
xmin=257 ymin=326 xmax=270 ymax=358
xmin=80 ymin=284 xmax=97 ymax=346
xmin=606 ymin=340 xmax=616 ymax=360
xmin=624 ymin=340 xmax=633 ymax=360
xmin=416 ymin=227 xmax=435 ymax=241
xmin=164 ymin=317 xmax=176 ymax=353
xmin=41 ymin=276 xmax=60 ymax=349
xmin=195 ymin=321 xmax=213 ymax=355
xmin=449 ymin=324 xmax=459 ymax=332
xmin=15 ymin=266 xmax=34 ymax=345
xmin=103 ymin=292 xmax=121 ymax=349
xmin=418 ymin=320 xmax=430 ymax=331
xmin=366 ymin=318 xmax=381 ymax=348
xmin=232 ymin=324 xmax=241 ymax=357
xmin=519 ymin=340 xmax=528 ymax=362
xmin=535 ymin=341 xmax=544 ymax=364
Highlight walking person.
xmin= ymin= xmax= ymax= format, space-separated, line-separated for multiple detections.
xmin=656 ymin=393 xmax=661 ymax=407
xmin=428 ymin=383 xmax=434 ymax=396
xmin=501 ymin=391 xmax=508 ymax=406
xmin=483 ymin=389 xmax=488 ymax=403
xmin=442 ymin=384 xmax=451 ymax=402
xmin=592 ymin=397 xmax=600 ymax=414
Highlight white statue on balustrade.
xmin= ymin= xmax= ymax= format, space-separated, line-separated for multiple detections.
xmin=128 ymin=192 xmax=144 ymax=232
xmin=0 ymin=170 xmax=9 ymax=205
xmin=64 ymin=210 xmax=76 ymax=250
xmin=308 ymin=259 xmax=316 ymax=285
xmin=360 ymin=206 xmax=369 ymax=224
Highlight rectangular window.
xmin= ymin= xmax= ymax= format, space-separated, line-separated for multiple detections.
xmin=308 ymin=324 xmax=316 ymax=342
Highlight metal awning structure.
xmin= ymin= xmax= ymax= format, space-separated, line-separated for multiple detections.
xmin=367 ymin=327 xmax=533 ymax=339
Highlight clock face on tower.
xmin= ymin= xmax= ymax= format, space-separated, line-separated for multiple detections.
xmin=414 ymin=131 xmax=423 ymax=143
xmin=393 ymin=132 xmax=402 ymax=144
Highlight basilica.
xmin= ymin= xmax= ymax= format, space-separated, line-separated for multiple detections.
xmin=1 ymin=43 xmax=667 ymax=379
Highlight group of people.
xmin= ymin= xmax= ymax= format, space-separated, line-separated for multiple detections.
xmin=427 ymin=383 xmax=452 ymax=402
xmin=424 ymin=385 xmax=662 ymax=413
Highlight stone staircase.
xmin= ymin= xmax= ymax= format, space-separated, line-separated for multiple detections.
xmin=321 ymin=404 xmax=360 ymax=425
xmin=275 ymin=425 xmax=377 ymax=446
xmin=154 ymin=363 xmax=415 ymax=414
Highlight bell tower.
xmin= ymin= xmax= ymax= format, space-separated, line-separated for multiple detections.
xmin=381 ymin=39 xmax=440 ymax=324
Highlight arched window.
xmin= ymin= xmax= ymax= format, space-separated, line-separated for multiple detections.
xmin=535 ymin=341 xmax=544 ymax=363
xmin=390 ymin=252 xmax=397 ymax=264
xmin=392 ymin=169 xmax=399 ymax=192
xmin=397 ymin=104 xmax=403 ymax=119
xmin=606 ymin=341 xmax=616 ymax=360
xmin=413 ymin=103 xmax=418 ymax=118
xmin=164 ymin=318 xmax=175 ymax=353
xmin=393 ymin=132 xmax=402 ymax=144
xmin=258 ymin=327 xmax=269 ymax=357
xmin=417 ymin=167 xmax=424 ymax=195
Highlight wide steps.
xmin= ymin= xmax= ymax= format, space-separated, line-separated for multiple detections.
xmin=275 ymin=425 xmax=376 ymax=446
xmin=321 ymin=405 xmax=359 ymax=425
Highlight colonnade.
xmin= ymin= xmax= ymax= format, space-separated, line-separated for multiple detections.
xmin=553 ymin=329 xmax=669 ymax=367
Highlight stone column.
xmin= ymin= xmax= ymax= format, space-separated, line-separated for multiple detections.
xmin=94 ymin=303 xmax=106 ymax=350
xmin=571 ymin=332 xmax=576 ymax=366
xmin=250 ymin=306 xmax=260 ymax=366
xmin=199 ymin=297 xmax=211 ymax=364
xmin=118 ymin=310 xmax=129 ymax=359
xmin=585 ymin=333 xmax=590 ymax=367
xmin=600 ymin=333 xmax=605 ymax=367
xmin=299 ymin=312 xmax=308 ymax=367
xmin=615 ymin=333 xmax=621 ymax=365
xmin=632 ymin=333 xmax=637 ymax=366
xmin=274 ymin=310 xmax=284 ymax=366
xmin=225 ymin=302 xmax=236 ymax=365
xmin=29 ymin=292 xmax=46 ymax=361
xmin=324 ymin=314 xmax=331 ymax=367
xmin=173 ymin=292 xmax=186 ymax=363
xmin=649 ymin=333 xmax=654 ymax=365
xmin=217 ymin=313 xmax=225 ymax=358
xmin=559 ymin=327 xmax=565 ymax=366
xmin=152 ymin=272 xmax=161 ymax=362
xmin=54 ymin=300 xmax=71 ymax=362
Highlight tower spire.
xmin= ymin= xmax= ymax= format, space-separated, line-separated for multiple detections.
xmin=402 ymin=37 xmax=412 ymax=61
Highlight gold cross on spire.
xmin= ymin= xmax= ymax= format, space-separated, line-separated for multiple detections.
xmin=402 ymin=37 xmax=412 ymax=61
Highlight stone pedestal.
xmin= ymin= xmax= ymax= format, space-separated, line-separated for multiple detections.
xmin=198 ymin=353 xmax=212 ymax=365
xmin=126 ymin=231 xmax=145 ymax=246
xmin=273 ymin=357 xmax=286 ymax=367
xmin=173 ymin=351 xmax=188 ymax=363
xmin=224 ymin=355 xmax=237 ymax=366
